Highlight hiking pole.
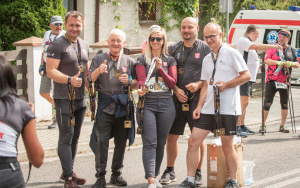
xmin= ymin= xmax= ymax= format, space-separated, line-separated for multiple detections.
xmin=287 ymin=75 xmax=296 ymax=133
xmin=259 ymin=61 xmax=266 ymax=135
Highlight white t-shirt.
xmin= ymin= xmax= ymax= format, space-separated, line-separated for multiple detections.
xmin=42 ymin=30 xmax=66 ymax=62
xmin=236 ymin=37 xmax=259 ymax=82
xmin=201 ymin=44 xmax=248 ymax=115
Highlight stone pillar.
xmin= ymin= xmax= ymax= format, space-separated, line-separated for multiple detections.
xmin=13 ymin=36 xmax=52 ymax=122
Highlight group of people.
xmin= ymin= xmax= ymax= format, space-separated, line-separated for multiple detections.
xmin=0 ymin=9 xmax=299 ymax=188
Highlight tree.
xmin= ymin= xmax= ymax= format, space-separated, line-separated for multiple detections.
xmin=0 ymin=0 xmax=65 ymax=51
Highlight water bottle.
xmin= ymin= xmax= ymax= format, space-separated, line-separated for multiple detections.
xmin=273 ymin=67 xmax=281 ymax=76
xmin=274 ymin=49 xmax=284 ymax=76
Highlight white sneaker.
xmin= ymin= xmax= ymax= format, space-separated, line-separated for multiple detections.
xmin=148 ymin=183 xmax=156 ymax=188
xmin=154 ymin=179 xmax=162 ymax=188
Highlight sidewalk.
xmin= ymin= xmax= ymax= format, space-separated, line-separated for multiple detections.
xmin=17 ymin=87 xmax=300 ymax=162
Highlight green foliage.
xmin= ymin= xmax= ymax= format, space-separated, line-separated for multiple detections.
xmin=149 ymin=0 xmax=199 ymax=30
xmin=198 ymin=0 xmax=300 ymax=39
xmin=0 ymin=0 xmax=66 ymax=51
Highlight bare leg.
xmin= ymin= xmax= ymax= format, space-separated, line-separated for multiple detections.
xmin=186 ymin=128 xmax=209 ymax=177
xmin=281 ymin=109 xmax=288 ymax=125
xmin=263 ymin=110 xmax=269 ymax=125
xmin=238 ymin=96 xmax=250 ymax=126
xmin=40 ymin=93 xmax=55 ymax=106
xmin=196 ymin=142 xmax=205 ymax=169
xmin=166 ymin=134 xmax=179 ymax=167
xmin=221 ymin=136 xmax=237 ymax=179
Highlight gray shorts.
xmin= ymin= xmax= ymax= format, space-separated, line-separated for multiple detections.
xmin=39 ymin=74 xmax=52 ymax=94
xmin=194 ymin=114 xmax=238 ymax=135
xmin=240 ymin=81 xmax=253 ymax=97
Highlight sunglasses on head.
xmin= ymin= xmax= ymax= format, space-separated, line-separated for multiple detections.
xmin=149 ymin=37 xmax=163 ymax=42
xmin=54 ymin=23 xmax=63 ymax=26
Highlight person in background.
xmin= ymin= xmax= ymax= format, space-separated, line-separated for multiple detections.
xmin=136 ymin=27 xmax=177 ymax=188
xmin=39 ymin=15 xmax=66 ymax=129
xmin=235 ymin=24 xmax=282 ymax=137
xmin=0 ymin=55 xmax=44 ymax=187
xmin=262 ymin=29 xmax=299 ymax=133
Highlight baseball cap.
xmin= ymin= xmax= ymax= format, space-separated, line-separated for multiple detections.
xmin=51 ymin=16 xmax=63 ymax=24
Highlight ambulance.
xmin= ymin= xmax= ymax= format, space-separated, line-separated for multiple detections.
xmin=228 ymin=6 xmax=300 ymax=79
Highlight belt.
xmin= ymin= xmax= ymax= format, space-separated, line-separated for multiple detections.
xmin=0 ymin=157 xmax=18 ymax=170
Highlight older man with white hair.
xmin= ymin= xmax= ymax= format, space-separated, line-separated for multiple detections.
xmin=89 ymin=29 xmax=138 ymax=188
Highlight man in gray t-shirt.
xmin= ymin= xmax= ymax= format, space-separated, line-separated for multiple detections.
xmin=89 ymin=29 xmax=137 ymax=188
xmin=159 ymin=17 xmax=211 ymax=186
xmin=46 ymin=11 xmax=88 ymax=187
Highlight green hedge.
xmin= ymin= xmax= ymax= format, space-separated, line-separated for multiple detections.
xmin=0 ymin=0 xmax=65 ymax=51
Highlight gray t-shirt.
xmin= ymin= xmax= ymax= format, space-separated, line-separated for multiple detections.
xmin=89 ymin=53 xmax=136 ymax=115
xmin=168 ymin=39 xmax=211 ymax=88
xmin=0 ymin=95 xmax=35 ymax=157
xmin=136 ymin=54 xmax=177 ymax=98
xmin=47 ymin=36 xmax=89 ymax=100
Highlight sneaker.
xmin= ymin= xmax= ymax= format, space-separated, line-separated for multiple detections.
xmin=159 ymin=168 xmax=176 ymax=185
xmin=178 ymin=178 xmax=196 ymax=188
xmin=148 ymin=184 xmax=156 ymax=188
xmin=48 ymin=117 xmax=57 ymax=129
xmin=154 ymin=179 xmax=162 ymax=188
xmin=279 ymin=125 xmax=290 ymax=133
xmin=60 ymin=173 xmax=86 ymax=185
xmin=195 ymin=169 xmax=203 ymax=186
xmin=237 ymin=127 xmax=247 ymax=138
xmin=110 ymin=174 xmax=127 ymax=186
xmin=241 ymin=125 xmax=255 ymax=135
xmin=224 ymin=179 xmax=239 ymax=188
xmin=92 ymin=176 xmax=106 ymax=188
xmin=72 ymin=173 xmax=86 ymax=185
xmin=259 ymin=125 xmax=266 ymax=133
xmin=64 ymin=177 xmax=79 ymax=188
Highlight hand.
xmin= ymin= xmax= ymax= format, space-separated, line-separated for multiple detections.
xmin=155 ymin=57 xmax=162 ymax=69
xmin=286 ymin=61 xmax=293 ymax=68
xmin=174 ymin=88 xmax=188 ymax=103
xmin=97 ymin=60 xmax=108 ymax=74
xmin=277 ymin=61 xmax=284 ymax=66
xmin=119 ymin=74 xmax=128 ymax=84
xmin=193 ymin=106 xmax=201 ymax=119
xmin=71 ymin=72 xmax=82 ymax=87
xmin=137 ymin=89 xmax=146 ymax=97
xmin=28 ymin=102 xmax=35 ymax=113
xmin=214 ymin=81 xmax=227 ymax=92
xmin=275 ymin=45 xmax=283 ymax=51
xmin=185 ymin=82 xmax=199 ymax=93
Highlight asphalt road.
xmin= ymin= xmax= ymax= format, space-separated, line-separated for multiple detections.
xmin=22 ymin=119 xmax=300 ymax=188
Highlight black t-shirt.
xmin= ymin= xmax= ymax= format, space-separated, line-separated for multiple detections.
xmin=47 ymin=36 xmax=89 ymax=100
xmin=168 ymin=39 xmax=211 ymax=88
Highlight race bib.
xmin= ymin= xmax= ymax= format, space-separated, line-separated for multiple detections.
xmin=274 ymin=81 xmax=287 ymax=89
xmin=146 ymin=77 xmax=169 ymax=92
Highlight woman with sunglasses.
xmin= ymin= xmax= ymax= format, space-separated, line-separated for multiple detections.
xmin=0 ymin=55 xmax=44 ymax=187
xmin=136 ymin=28 xmax=177 ymax=188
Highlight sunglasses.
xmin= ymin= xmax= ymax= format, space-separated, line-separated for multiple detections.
xmin=203 ymin=33 xmax=220 ymax=40
xmin=149 ymin=37 xmax=163 ymax=42
xmin=54 ymin=23 xmax=63 ymax=26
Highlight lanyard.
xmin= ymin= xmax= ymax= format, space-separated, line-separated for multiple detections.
xmin=180 ymin=41 xmax=196 ymax=65
xmin=145 ymin=58 xmax=157 ymax=85
xmin=108 ymin=52 xmax=123 ymax=70
xmin=65 ymin=34 xmax=81 ymax=65
xmin=210 ymin=46 xmax=222 ymax=81
xmin=49 ymin=31 xmax=58 ymax=44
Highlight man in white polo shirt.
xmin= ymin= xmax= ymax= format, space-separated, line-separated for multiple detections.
xmin=178 ymin=22 xmax=250 ymax=188
xmin=235 ymin=24 xmax=282 ymax=137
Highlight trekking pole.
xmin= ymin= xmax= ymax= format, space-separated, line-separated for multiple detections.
xmin=259 ymin=61 xmax=266 ymax=135
xmin=288 ymin=75 xmax=296 ymax=133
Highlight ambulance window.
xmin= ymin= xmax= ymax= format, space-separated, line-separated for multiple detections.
xmin=296 ymin=31 xmax=300 ymax=48
xmin=263 ymin=29 xmax=292 ymax=45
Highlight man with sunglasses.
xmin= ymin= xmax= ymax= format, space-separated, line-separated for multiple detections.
xmin=179 ymin=22 xmax=250 ymax=188
xmin=262 ymin=29 xmax=299 ymax=133
xmin=235 ymin=24 xmax=282 ymax=137
xmin=159 ymin=17 xmax=211 ymax=186
xmin=39 ymin=15 xmax=66 ymax=129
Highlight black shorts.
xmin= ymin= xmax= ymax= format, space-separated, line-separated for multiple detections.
xmin=240 ymin=81 xmax=254 ymax=97
xmin=194 ymin=114 xmax=238 ymax=136
xmin=169 ymin=94 xmax=199 ymax=135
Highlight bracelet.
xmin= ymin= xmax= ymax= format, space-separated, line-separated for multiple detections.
xmin=68 ymin=76 xmax=72 ymax=85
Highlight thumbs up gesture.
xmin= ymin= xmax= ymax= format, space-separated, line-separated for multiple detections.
xmin=71 ymin=72 xmax=82 ymax=87
xmin=97 ymin=60 xmax=108 ymax=74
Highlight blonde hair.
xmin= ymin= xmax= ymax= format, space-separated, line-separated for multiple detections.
xmin=145 ymin=28 xmax=168 ymax=65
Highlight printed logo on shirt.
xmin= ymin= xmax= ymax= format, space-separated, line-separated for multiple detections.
xmin=163 ymin=62 xmax=168 ymax=67
xmin=122 ymin=67 xmax=127 ymax=73
xmin=0 ymin=132 xmax=4 ymax=139
xmin=177 ymin=53 xmax=180 ymax=60
xmin=195 ymin=53 xmax=200 ymax=59
xmin=82 ymin=49 xmax=87 ymax=56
